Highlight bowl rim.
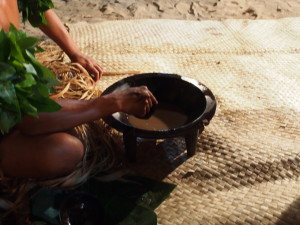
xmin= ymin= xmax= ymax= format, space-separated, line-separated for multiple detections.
xmin=101 ymin=73 xmax=217 ymax=138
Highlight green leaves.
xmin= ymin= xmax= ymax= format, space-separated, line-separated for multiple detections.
xmin=0 ymin=25 xmax=61 ymax=134
xmin=0 ymin=62 xmax=17 ymax=81
xmin=0 ymin=110 xmax=20 ymax=135
xmin=0 ymin=81 xmax=19 ymax=109
xmin=0 ymin=30 xmax=10 ymax=61
xmin=18 ymin=0 xmax=55 ymax=27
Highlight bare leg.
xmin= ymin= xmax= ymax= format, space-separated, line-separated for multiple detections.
xmin=0 ymin=130 xmax=84 ymax=179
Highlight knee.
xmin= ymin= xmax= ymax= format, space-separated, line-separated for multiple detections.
xmin=43 ymin=133 xmax=85 ymax=177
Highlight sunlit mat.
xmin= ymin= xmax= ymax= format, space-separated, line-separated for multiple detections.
xmin=68 ymin=18 xmax=300 ymax=225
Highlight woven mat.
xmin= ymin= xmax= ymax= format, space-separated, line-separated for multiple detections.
xmin=68 ymin=18 xmax=300 ymax=225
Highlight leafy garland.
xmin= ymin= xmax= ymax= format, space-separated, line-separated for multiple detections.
xmin=0 ymin=26 xmax=61 ymax=134
xmin=18 ymin=0 xmax=55 ymax=27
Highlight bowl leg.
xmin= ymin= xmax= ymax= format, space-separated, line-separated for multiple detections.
xmin=185 ymin=126 xmax=204 ymax=157
xmin=123 ymin=131 xmax=137 ymax=162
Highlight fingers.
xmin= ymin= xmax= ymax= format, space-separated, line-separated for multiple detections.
xmin=109 ymin=85 xmax=157 ymax=117
xmin=143 ymin=86 xmax=158 ymax=107
xmin=148 ymin=90 xmax=158 ymax=105
xmin=145 ymin=99 xmax=151 ymax=114
xmin=95 ymin=64 xmax=104 ymax=79
xmin=85 ymin=60 xmax=103 ymax=81
xmin=71 ymin=54 xmax=103 ymax=81
xmin=88 ymin=64 xmax=103 ymax=81
xmin=138 ymin=86 xmax=157 ymax=115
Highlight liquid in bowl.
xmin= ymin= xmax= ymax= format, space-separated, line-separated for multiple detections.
xmin=127 ymin=103 xmax=188 ymax=131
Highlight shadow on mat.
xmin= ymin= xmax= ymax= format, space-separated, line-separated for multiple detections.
xmin=124 ymin=137 xmax=189 ymax=181
xmin=27 ymin=138 xmax=184 ymax=225
xmin=275 ymin=197 xmax=300 ymax=225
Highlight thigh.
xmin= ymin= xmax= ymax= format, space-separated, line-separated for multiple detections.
xmin=0 ymin=130 xmax=84 ymax=178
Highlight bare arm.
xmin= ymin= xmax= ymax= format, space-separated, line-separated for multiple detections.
xmin=17 ymin=86 xmax=158 ymax=135
xmin=39 ymin=9 xmax=103 ymax=80
xmin=17 ymin=96 xmax=114 ymax=135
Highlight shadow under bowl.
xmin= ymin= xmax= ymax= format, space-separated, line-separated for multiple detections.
xmin=101 ymin=73 xmax=217 ymax=161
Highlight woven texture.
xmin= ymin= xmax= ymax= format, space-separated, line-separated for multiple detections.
xmin=69 ymin=18 xmax=300 ymax=225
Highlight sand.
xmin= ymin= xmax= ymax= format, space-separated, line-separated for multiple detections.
xmin=23 ymin=0 xmax=300 ymax=39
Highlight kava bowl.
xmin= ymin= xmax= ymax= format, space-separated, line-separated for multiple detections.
xmin=101 ymin=73 xmax=217 ymax=161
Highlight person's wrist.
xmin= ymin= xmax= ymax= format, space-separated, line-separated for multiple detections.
xmin=67 ymin=51 xmax=82 ymax=62
xmin=98 ymin=94 xmax=122 ymax=116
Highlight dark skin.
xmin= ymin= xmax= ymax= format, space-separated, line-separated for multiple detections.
xmin=0 ymin=0 xmax=158 ymax=178
xmin=38 ymin=9 xmax=104 ymax=80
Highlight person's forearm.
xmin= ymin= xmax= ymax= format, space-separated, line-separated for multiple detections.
xmin=39 ymin=8 xmax=104 ymax=80
xmin=17 ymin=96 xmax=119 ymax=135
xmin=39 ymin=9 xmax=81 ymax=60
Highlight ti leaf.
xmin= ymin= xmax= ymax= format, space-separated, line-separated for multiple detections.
xmin=0 ymin=62 xmax=16 ymax=81
xmin=15 ymin=72 xmax=36 ymax=88
xmin=23 ymin=63 xmax=37 ymax=75
xmin=0 ymin=26 xmax=60 ymax=133
xmin=0 ymin=110 xmax=21 ymax=134
xmin=0 ymin=81 xmax=19 ymax=110
xmin=30 ymin=97 xmax=61 ymax=113
xmin=25 ymin=49 xmax=60 ymax=84
xmin=18 ymin=36 xmax=40 ymax=51
xmin=7 ymin=30 xmax=26 ymax=62
xmin=18 ymin=0 xmax=55 ymax=27
xmin=11 ymin=59 xmax=25 ymax=72
xmin=17 ymin=95 xmax=38 ymax=117
xmin=0 ymin=30 xmax=10 ymax=61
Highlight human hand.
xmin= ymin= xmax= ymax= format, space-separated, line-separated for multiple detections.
xmin=112 ymin=86 xmax=158 ymax=118
xmin=70 ymin=52 xmax=103 ymax=81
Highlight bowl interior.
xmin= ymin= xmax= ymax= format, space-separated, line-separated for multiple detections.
xmin=102 ymin=73 xmax=214 ymax=135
